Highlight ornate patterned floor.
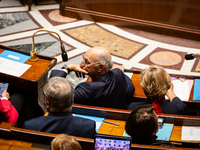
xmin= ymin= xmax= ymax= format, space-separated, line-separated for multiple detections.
xmin=1 ymin=0 xmax=200 ymax=76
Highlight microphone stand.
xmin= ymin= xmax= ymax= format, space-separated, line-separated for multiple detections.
xmin=29 ymin=30 xmax=68 ymax=62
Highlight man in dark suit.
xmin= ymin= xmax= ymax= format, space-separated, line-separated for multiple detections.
xmin=50 ymin=47 xmax=135 ymax=109
xmin=23 ymin=77 xmax=96 ymax=138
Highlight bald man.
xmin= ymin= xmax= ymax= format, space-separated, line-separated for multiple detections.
xmin=50 ymin=47 xmax=135 ymax=109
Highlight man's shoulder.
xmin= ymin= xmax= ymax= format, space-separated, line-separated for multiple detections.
xmin=23 ymin=116 xmax=46 ymax=129
xmin=73 ymin=115 xmax=95 ymax=124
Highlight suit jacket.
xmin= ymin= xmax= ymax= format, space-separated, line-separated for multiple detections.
xmin=23 ymin=112 xmax=96 ymax=138
xmin=132 ymin=135 xmax=174 ymax=147
xmin=128 ymin=97 xmax=187 ymax=115
xmin=0 ymin=98 xmax=18 ymax=124
xmin=50 ymin=68 xmax=135 ymax=109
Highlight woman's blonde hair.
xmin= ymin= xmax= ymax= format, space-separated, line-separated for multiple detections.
xmin=51 ymin=134 xmax=82 ymax=150
xmin=140 ymin=65 xmax=171 ymax=101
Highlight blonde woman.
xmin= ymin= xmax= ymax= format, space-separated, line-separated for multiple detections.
xmin=51 ymin=134 xmax=82 ymax=150
xmin=128 ymin=65 xmax=186 ymax=115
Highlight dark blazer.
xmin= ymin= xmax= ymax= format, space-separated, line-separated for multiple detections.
xmin=128 ymin=97 xmax=187 ymax=115
xmin=50 ymin=68 xmax=135 ymax=109
xmin=23 ymin=112 xmax=96 ymax=138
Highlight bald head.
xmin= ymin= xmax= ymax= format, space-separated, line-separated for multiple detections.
xmin=87 ymin=47 xmax=111 ymax=58
xmin=86 ymin=47 xmax=113 ymax=71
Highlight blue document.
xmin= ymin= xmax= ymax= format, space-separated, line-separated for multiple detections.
xmin=156 ymin=123 xmax=174 ymax=141
xmin=123 ymin=131 xmax=130 ymax=137
xmin=73 ymin=114 xmax=105 ymax=132
xmin=0 ymin=50 xmax=29 ymax=63
xmin=193 ymin=79 xmax=200 ymax=101
xmin=123 ymin=123 xmax=174 ymax=141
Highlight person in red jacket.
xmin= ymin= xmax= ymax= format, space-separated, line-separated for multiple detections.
xmin=0 ymin=90 xmax=18 ymax=124
xmin=0 ymin=90 xmax=33 ymax=126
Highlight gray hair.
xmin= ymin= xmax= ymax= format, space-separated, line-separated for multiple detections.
xmin=97 ymin=53 xmax=113 ymax=71
xmin=43 ymin=77 xmax=74 ymax=110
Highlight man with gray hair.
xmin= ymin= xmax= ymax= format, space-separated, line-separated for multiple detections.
xmin=23 ymin=77 xmax=96 ymax=138
xmin=50 ymin=47 xmax=135 ymax=109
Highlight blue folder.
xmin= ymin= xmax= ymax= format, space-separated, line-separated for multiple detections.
xmin=193 ymin=79 xmax=200 ymax=101
xmin=0 ymin=50 xmax=30 ymax=63
xmin=156 ymin=123 xmax=174 ymax=141
xmin=73 ymin=114 xmax=105 ymax=132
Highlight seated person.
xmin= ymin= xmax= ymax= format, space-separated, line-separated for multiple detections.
xmin=23 ymin=77 xmax=96 ymax=138
xmin=128 ymin=65 xmax=186 ymax=115
xmin=0 ymin=90 xmax=33 ymax=127
xmin=125 ymin=104 xmax=174 ymax=146
xmin=50 ymin=47 xmax=135 ymax=109
xmin=51 ymin=134 xmax=82 ymax=150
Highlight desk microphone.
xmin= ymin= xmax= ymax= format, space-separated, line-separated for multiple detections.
xmin=30 ymin=30 xmax=68 ymax=62
xmin=61 ymin=42 xmax=68 ymax=62
xmin=185 ymin=53 xmax=200 ymax=60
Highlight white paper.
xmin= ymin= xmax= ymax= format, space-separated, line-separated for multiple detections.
xmin=0 ymin=57 xmax=31 ymax=77
xmin=172 ymin=80 xmax=189 ymax=100
xmin=96 ymin=122 xmax=102 ymax=130
xmin=182 ymin=126 xmax=200 ymax=141
xmin=165 ymin=79 xmax=192 ymax=101
xmin=124 ymin=72 xmax=133 ymax=79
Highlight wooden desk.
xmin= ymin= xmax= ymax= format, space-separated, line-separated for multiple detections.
xmin=0 ymin=45 xmax=57 ymax=116
xmin=0 ymin=121 xmax=199 ymax=150
xmin=72 ymin=103 xmax=200 ymax=148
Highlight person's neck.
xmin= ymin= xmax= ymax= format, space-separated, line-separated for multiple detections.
xmin=91 ymin=70 xmax=108 ymax=80
xmin=48 ymin=107 xmax=71 ymax=113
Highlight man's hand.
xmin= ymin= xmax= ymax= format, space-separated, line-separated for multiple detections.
xmin=166 ymin=82 xmax=176 ymax=102
xmin=67 ymin=64 xmax=88 ymax=78
xmin=111 ymin=64 xmax=124 ymax=72
xmin=2 ymin=90 xmax=10 ymax=99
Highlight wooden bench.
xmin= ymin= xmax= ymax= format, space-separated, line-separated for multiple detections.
xmin=0 ymin=121 xmax=200 ymax=150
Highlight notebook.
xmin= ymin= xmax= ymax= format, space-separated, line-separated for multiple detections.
xmin=94 ymin=134 xmax=131 ymax=150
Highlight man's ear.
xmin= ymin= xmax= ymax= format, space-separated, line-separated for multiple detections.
xmin=46 ymin=100 xmax=50 ymax=109
xmin=152 ymin=132 xmax=156 ymax=136
xmin=98 ymin=64 xmax=105 ymax=72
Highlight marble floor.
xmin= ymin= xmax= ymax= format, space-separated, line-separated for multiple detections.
xmin=1 ymin=0 xmax=200 ymax=77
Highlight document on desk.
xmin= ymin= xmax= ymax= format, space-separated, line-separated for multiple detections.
xmin=182 ymin=126 xmax=200 ymax=141
xmin=0 ymin=50 xmax=30 ymax=63
xmin=0 ymin=57 xmax=31 ymax=77
xmin=193 ymin=79 xmax=200 ymax=100
xmin=73 ymin=114 xmax=105 ymax=132
xmin=156 ymin=123 xmax=174 ymax=141
xmin=124 ymin=72 xmax=133 ymax=79
xmin=165 ymin=79 xmax=193 ymax=101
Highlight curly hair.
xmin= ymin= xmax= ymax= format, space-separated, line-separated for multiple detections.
xmin=51 ymin=134 xmax=82 ymax=150
xmin=140 ymin=65 xmax=171 ymax=102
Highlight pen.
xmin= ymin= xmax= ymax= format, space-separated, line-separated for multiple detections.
xmin=103 ymin=120 xmax=119 ymax=126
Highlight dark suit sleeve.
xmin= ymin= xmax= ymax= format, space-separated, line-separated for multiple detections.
xmin=124 ymin=74 xmax=135 ymax=98
xmin=74 ymin=82 xmax=92 ymax=104
xmin=171 ymin=97 xmax=187 ymax=115
xmin=81 ymin=118 xmax=96 ymax=138
xmin=49 ymin=70 xmax=68 ymax=78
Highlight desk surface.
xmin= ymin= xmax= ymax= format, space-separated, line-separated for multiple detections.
xmin=98 ymin=119 xmax=200 ymax=143
xmin=0 ymin=45 xmax=57 ymax=81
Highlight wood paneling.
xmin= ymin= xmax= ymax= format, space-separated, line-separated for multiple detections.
xmin=60 ymin=0 xmax=200 ymax=40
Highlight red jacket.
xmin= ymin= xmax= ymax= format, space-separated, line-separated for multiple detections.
xmin=0 ymin=98 xmax=18 ymax=124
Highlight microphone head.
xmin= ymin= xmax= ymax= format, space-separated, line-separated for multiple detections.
xmin=62 ymin=53 xmax=68 ymax=62
xmin=185 ymin=54 xmax=194 ymax=60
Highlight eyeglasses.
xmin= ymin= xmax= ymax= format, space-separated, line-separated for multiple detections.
xmin=171 ymin=76 xmax=186 ymax=82
xmin=82 ymin=55 xmax=100 ymax=65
